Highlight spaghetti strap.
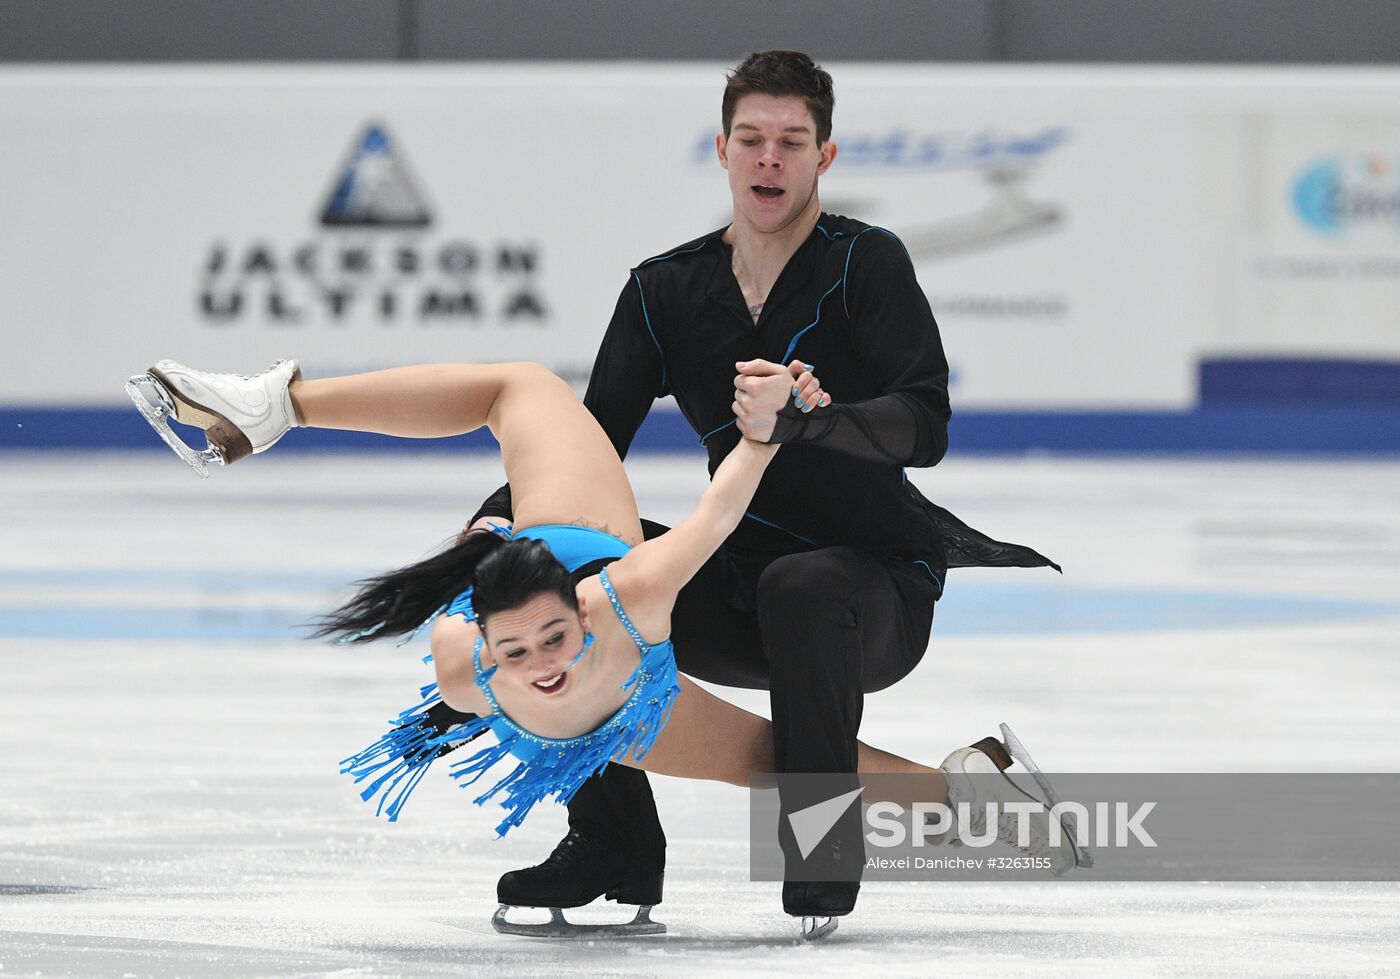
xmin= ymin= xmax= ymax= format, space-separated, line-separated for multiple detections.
xmin=471 ymin=635 xmax=497 ymax=688
xmin=597 ymin=566 xmax=648 ymax=652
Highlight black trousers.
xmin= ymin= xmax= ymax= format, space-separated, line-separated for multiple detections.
xmin=572 ymin=520 xmax=941 ymax=865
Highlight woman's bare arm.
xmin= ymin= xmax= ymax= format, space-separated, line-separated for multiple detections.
xmin=604 ymin=436 xmax=778 ymax=638
xmin=431 ymin=614 xmax=492 ymax=715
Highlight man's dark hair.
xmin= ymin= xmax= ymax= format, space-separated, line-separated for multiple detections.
xmin=722 ymin=50 xmax=835 ymax=145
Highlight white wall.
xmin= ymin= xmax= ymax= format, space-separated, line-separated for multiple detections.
xmin=2 ymin=64 xmax=1397 ymax=409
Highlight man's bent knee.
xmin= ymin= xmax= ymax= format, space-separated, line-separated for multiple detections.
xmin=756 ymin=549 xmax=865 ymax=613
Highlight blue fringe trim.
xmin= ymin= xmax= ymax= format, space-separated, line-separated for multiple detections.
xmin=339 ymin=681 xmax=479 ymax=822
xmin=445 ymin=665 xmax=681 ymax=838
xmin=343 ymin=668 xmax=681 ymax=834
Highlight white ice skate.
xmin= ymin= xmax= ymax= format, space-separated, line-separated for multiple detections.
xmin=998 ymin=721 xmax=1093 ymax=870
xmin=126 ymin=359 xmax=301 ymax=478
xmin=934 ymin=725 xmax=1090 ymax=875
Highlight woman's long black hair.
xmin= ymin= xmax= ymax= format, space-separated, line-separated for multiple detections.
xmin=313 ymin=533 xmax=576 ymax=644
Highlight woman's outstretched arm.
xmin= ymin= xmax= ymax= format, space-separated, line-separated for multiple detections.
xmin=601 ymin=435 xmax=778 ymax=639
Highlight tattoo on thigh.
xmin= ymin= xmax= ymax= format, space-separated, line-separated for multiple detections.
xmin=568 ymin=518 xmax=619 ymax=538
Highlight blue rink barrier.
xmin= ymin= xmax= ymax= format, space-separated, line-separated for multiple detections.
xmin=1200 ymin=357 xmax=1400 ymax=406
xmin=1 ymin=404 xmax=1398 ymax=454
xmin=945 ymin=405 xmax=1400 ymax=455
xmin=2 ymin=576 xmax=1392 ymax=642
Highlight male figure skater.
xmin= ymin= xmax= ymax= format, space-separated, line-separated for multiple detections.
xmin=459 ymin=50 xmax=1058 ymax=929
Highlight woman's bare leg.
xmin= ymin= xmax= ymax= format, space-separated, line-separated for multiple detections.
xmin=631 ymin=677 xmax=950 ymax=805
xmin=289 ymin=363 xmax=643 ymax=542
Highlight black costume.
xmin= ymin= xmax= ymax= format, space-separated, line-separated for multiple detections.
xmin=467 ymin=214 xmax=1057 ymax=910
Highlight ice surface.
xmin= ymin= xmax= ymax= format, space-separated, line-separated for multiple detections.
xmin=2 ymin=452 xmax=1398 ymax=977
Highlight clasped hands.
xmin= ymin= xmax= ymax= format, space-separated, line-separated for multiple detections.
xmin=732 ymin=359 xmax=829 ymax=442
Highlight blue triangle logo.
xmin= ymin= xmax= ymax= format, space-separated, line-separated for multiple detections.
xmin=319 ymin=123 xmax=432 ymax=228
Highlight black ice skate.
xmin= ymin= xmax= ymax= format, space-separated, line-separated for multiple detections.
xmin=783 ymin=880 xmax=858 ymax=941
xmin=781 ymin=792 xmax=864 ymax=943
xmin=491 ymin=827 xmax=665 ymax=938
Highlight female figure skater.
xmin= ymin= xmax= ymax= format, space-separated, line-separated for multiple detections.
xmin=128 ymin=356 xmax=1077 ymax=933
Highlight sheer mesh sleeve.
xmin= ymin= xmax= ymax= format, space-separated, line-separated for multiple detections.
xmin=768 ymin=388 xmax=948 ymax=465
xmin=424 ymin=699 xmax=485 ymax=757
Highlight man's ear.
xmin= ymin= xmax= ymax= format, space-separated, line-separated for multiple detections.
xmin=817 ymin=139 xmax=838 ymax=175
xmin=716 ymin=132 xmax=730 ymax=169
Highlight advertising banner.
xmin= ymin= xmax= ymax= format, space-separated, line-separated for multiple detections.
xmin=1 ymin=65 xmax=1397 ymax=430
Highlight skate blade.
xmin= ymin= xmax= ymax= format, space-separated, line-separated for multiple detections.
xmin=146 ymin=363 xmax=257 ymax=465
xmin=799 ymin=915 xmax=839 ymax=941
xmin=490 ymin=904 xmax=665 ymax=938
xmin=999 ymin=722 xmax=1094 ymax=869
xmin=125 ymin=374 xmax=225 ymax=479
